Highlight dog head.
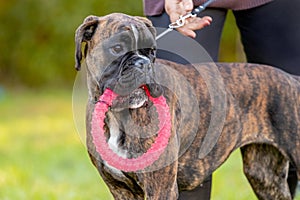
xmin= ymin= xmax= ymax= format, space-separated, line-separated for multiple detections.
xmin=75 ymin=13 xmax=163 ymax=108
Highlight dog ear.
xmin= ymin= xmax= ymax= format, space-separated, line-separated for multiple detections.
xmin=75 ymin=15 xmax=99 ymax=71
xmin=135 ymin=16 xmax=156 ymax=39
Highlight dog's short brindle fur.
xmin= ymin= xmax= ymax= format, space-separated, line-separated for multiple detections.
xmin=75 ymin=13 xmax=300 ymax=200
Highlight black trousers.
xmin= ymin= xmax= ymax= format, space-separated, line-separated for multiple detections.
xmin=147 ymin=0 xmax=300 ymax=199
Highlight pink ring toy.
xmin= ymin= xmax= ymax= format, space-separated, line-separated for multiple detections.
xmin=91 ymin=87 xmax=171 ymax=172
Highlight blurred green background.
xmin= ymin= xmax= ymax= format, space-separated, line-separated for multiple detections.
xmin=1 ymin=1 xmax=298 ymax=199
xmin=0 ymin=0 xmax=145 ymax=89
xmin=0 ymin=0 xmax=243 ymax=89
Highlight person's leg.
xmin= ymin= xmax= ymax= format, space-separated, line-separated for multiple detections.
xmin=147 ymin=8 xmax=227 ymax=199
xmin=234 ymin=0 xmax=300 ymax=197
xmin=148 ymin=8 xmax=227 ymax=62
xmin=233 ymin=0 xmax=300 ymax=75
xmin=178 ymin=176 xmax=212 ymax=200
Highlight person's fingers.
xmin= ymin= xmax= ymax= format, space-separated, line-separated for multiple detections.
xmin=165 ymin=0 xmax=212 ymax=38
xmin=182 ymin=0 xmax=193 ymax=12
xmin=165 ymin=0 xmax=193 ymax=24
xmin=187 ymin=16 xmax=212 ymax=29
xmin=169 ymin=12 xmax=181 ymax=26
xmin=177 ymin=28 xmax=197 ymax=38
xmin=177 ymin=16 xmax=212 ymax=38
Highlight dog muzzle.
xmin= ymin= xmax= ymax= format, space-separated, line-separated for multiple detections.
xmin=101 ymin=53 xmax=163 ymax=106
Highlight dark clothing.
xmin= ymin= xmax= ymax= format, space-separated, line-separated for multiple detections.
xmin=148 ymin=8 xmax=227 ymax=62
xmin=143 ymin=0 xmax=273 ymax=16
xmin=234 ymin=0 xmax=300 ymax=75
xmin=148 ymin=0 xmax=300 ymax=75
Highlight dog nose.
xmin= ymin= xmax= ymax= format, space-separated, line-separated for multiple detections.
xmin=134 ymin=57 xmax=151 ymax=69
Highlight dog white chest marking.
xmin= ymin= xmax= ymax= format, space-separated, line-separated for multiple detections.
xmin=107 ymin=112 xmax=127 ymax=158
xmin=105 ymin=112 xmax=127 ymax=174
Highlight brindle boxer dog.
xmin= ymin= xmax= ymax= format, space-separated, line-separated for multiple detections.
xmin=75 ymin=13 xmax=300 ymax=200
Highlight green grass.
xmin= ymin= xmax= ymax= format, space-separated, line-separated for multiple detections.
xmin=0 ymin=89 xmax=299 ymax=199
xmin=0 ymin=89 xmax=112 ymax=200
xmin=212 ymin=150 xmax=257 ymax=199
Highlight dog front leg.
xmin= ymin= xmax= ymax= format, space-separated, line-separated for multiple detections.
xmin=137 ymin=160 xmax=179 ymax=200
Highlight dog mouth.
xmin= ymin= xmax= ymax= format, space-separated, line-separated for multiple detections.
xmin=101 ymin=52 xmax=163 ymax=100
xmin=110 ymin=85 xmax=151 ymax=111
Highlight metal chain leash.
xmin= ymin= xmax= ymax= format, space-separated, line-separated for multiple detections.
xmin=156 ymin=0 xmax=216 ymax=40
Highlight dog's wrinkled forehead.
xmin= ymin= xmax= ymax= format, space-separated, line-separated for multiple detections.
xmin=75 ymin=13 xmax=156 ymax=71
xmin=98 ymin=15 xmax=155 ymax=52
xmin=99 ymin=14 xmax=153 ymax=40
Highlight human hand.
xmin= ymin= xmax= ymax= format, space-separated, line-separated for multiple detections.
xmin=165 ymin=0 xmax=212 ymax=38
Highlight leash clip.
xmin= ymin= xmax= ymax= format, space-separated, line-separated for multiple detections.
xmin=156 ymin=13 xmax=196 ymax=40
xmin=168 ymin=13 xmax=196 ymax=29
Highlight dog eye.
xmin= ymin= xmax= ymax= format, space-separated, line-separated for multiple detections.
xmin=140 ymin=47 xmax=156 ymax=56
xmin=110 ymin=44 xmax=124 ymax=55
xmin=150 ymin=47 xmax=156 ymax=55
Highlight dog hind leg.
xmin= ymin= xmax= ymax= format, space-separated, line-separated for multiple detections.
xmin=241 ymin=144 xmax=292 ymax=200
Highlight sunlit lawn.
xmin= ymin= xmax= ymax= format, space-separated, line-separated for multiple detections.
xmin=0 ymin=89 xmax=299 ymax=199
xmin=0 ymin=89 xmax=112 ymax=200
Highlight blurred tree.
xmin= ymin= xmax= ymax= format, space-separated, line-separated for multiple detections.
xmin=0 ymin=0 xmax=242 ymax=89
xmin=0 ymin=0 xmax=143 ymax=88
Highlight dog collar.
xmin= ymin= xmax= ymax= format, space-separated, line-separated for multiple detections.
xmin=91 ymin=88 xmax=171 ymax=172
